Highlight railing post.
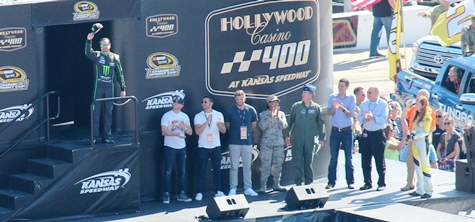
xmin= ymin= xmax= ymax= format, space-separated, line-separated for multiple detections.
xmin=90 ymin=96 xmax=139 ymax=148
xmin=46 ymin=94 xmax=50 ymax=145
xmin=90 ymin=103 xmax=94 ymax=148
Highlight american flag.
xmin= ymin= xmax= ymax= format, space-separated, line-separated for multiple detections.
xmin=350 ymin=0 xmax=381 ymax=11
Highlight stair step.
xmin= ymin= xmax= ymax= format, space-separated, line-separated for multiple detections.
xmin=9 ymin=173 xmax=53 ymax=195
xmin=28 ymin=158 xmax=71 ymax=179
xmin=0 ymin=206 xmax=13 ymax=219
xmin=48 ymin=143 xmax=91 ymax=163
xmin=0 ymin=189 xmax=33 ymax=210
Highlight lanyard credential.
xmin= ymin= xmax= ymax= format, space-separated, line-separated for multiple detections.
xmin=204 ymin=113 xmax=212 ymax=128
xmin=238 ymin=109 xmax=246 ymax=126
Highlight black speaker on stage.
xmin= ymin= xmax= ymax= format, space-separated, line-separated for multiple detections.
xmin=464 ymin=125 xmax=475 ymax=164
xmin=206 ymin=194 xmax=250 ymax=220
xmin=456 ymin=159 xmax=474 ymax=193
xmin=285 ymin=184 xmax=329 ymax=210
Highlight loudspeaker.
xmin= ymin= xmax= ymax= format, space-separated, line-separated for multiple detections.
xmin=464 ymin=125 xmax=475 ymax=164
xmin=206 ymin=194 xmax=250 ymax=220
xmin=456 ymin=159 xmax=474 ymax=193
xmin=285 ymin=184 xmax=328 ymax=210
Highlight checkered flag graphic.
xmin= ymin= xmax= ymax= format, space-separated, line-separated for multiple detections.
xmin=220 ymin=50 xmax=262 ymax=74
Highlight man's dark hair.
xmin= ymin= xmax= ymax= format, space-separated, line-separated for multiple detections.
xmin=339 ymin=78 xmax=350 ymax=87
xmin=354 ymin=86 xmax=364 ymax=95
xmin=203 ymin=96 xmax=213 ymax=103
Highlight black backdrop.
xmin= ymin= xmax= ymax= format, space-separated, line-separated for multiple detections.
xmin=0 ymin=0 xmax=333 ymax=201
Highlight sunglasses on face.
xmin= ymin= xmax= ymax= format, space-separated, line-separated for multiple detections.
xmin=100 ymin=44 xmax=110 ymax=47
xmin=444 ymin=122 xmax=452 ymax=125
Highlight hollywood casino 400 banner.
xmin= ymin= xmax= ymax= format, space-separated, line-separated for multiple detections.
xmin=205 ymin=0 xmax=320 ymax=98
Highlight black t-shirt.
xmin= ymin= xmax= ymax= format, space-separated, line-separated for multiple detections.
xmin=432 ymin=126 xmax=444 ymax=149
xmin=372 ymin=0 xmax=393 ymax=18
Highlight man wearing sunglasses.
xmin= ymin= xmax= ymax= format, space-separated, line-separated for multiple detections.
xmin=161 ymin=96 xmax=192 ymax=203
xmin=85 ymin=31 xmax=126 ymax=144
xmin=461 ymin=13 xmax=475 ymax=57
xmin=193 ymin=96 xmax=226 ymax=200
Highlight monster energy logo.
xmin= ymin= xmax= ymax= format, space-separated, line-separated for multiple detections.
xmin=103 ymin=65 xmax=110 ymax=76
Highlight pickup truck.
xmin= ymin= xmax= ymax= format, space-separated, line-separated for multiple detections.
xmin=393 ymin=56 xmax=475 ymax=130
xmin=410 ymin=35 xmax=461 ymax=80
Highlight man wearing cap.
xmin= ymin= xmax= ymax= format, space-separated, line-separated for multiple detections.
xmin=286 ymin=84 xmax=325 ymax=186
xmin=257 ymin=95 xmax=288 ymax=194
xmin=357 ymin=86 xmax=389 ymax=191
xmin=193 ymin=96 xmax=226 ymax=201
xmin=325 ymin=78 xmax=356 ymax=190
xmin=462 ymin=13 xmax=475 ymax=56
xmin=225 ymin=90 xmax=259 ymax=196
xmin=161 ymin=95 xmax=192 ymax=204
xmin=86 ymin=30 xmax=126 ymax=144
xmin=447 ymin=67 xmax=462 ymax=94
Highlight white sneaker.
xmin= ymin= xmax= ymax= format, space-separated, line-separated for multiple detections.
xmin=195 ymin=192 xmax=203 ymax=201
xmin=244 ymin=188 xmax=258 ymax=196
xmin=228 ymin=188 xmax=236 ymax=196
xmin=215 ymin=191 xmax=225 ymax=197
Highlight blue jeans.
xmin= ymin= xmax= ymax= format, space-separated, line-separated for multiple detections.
xmin=163 ymin=146 xmax=186 ymax=193
xmin=196 ymin=146 xmax=222 ymax=193
xmin=369 ymin=16 xmax=392 ymax=56
xmin=327 ymin=128 xmax=354 ymax=185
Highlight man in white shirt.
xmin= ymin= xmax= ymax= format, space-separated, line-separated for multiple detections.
xmin=193 ymin=96 xmax=227 ymax=201
xmin=161 ymin=96 xmax=192 ymax=204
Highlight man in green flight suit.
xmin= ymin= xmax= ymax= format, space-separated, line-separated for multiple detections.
xmin=285 ymin=84 xmax=325 ymax=185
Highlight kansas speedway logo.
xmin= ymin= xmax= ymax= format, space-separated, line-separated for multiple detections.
xmin=73 ymin=1 xmax=100 ymax=21
xmin=146 ymin=14 xmax=178 ymax=38
xmin=205 ymin=0 xmax=320 ymax=98
xmin=75 ymin=168 xmax=131 ymax=194
xmin=0 ymin=66 xmax=29 ymax=92
xmin=142 ymin=90 xmax=185 ymax=110
xmin=0 ymin=104 xmax=34 ymax=123
xmin=145 ymin=52 xmax=181 ymax=79
xmin=0 ymin=28 xmax=27 ymax=52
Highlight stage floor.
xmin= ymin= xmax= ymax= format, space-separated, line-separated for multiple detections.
xmin=65 ymin=153 xmax=475 ymax=222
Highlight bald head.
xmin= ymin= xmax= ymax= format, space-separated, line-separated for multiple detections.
xmin=416 ymin=89 xmax=430 ymax=99
xmin=367 ymin=86 xmax=380 ymax=102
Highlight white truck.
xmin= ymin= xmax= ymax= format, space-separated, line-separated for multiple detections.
xmin=409 ymin=35 xmax=461 ymax=79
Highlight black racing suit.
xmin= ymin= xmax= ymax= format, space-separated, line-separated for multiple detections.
xmin=85 ymin=40 xmax=126 ymax=141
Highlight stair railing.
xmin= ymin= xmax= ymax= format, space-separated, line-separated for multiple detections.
xmin=0 ymin=91 xmax=60 ymax=158
xmin=90 ymin=96 xmax=139 ymax=148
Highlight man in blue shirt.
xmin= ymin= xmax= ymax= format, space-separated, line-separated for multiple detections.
xmin=326 ymin=78 xmax=356 ymax=190
xmin=225 ymin=90 xmax=258 ymax=196
xmin=357 ymin=86 xmax=389 ymax=191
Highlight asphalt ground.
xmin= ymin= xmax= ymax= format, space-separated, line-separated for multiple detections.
xmin=333 ymin=46 xmax=414 ymax=98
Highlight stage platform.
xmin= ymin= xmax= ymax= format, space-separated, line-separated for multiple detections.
xmin=60 ymin=152 xmax=475 ymax=222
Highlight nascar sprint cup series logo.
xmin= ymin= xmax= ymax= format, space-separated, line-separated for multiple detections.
xmin=0 ymin=104 xmax=34 ymax=123
xmin=143 ymin=90 xmax=185 ymax=110
xmin=146 ymin=14 xmax=178 ymax=38
xmin=75 ymin=168 xmax=131 ymax=194
xmin=73 ymin=1 xmax=100 ymax=21
xmin=0 ymin=66 xmax=29 ymax=92
xmin=205 ymin=0 xmax=320 ymax=98
xmin=145 ymin=52 xmax=181 ymax=79
xmin=0 ymin=28 xmax=27 ymax=52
